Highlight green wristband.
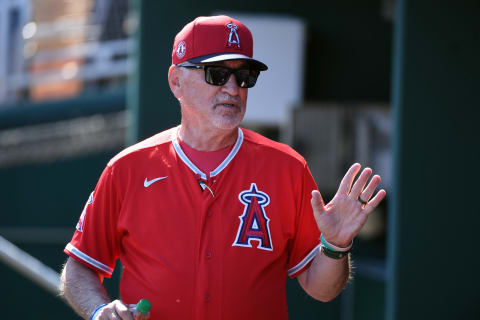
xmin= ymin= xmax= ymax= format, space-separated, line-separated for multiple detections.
xmin=321 ymin=245 xmax=349 ymax=259
xmin=320 ymin=234 xmax=352 ymax=252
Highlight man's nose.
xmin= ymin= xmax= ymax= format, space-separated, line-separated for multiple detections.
xmin=221 ymin=73 xmax=240 ymax=95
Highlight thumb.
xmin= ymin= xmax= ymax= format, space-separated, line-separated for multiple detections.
xmin=113 ymin=300 xmax=134 ymax=320
xmin=311 ymin=190 xmax=326 ymax=214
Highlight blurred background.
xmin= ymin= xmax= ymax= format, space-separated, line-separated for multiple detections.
xmin=0 ymin=0 xmax=478 ymax=319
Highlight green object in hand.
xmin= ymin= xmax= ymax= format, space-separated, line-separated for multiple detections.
xmin=136 ymin=299 xmax=151 ymax=314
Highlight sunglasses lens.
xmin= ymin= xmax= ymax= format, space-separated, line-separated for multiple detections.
xmin=205 ymin=67 xmax=259 ymax=88
xmin=205 ymin=67 xmax=230 ymax=86
xmin=235 ymin=69 xmax=259 ymax=88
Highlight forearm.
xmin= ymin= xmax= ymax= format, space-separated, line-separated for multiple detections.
xmin=60 ymin=257 xmax=110 ymax=319
xmin=298 ymin=250 xmax=351 ymax=302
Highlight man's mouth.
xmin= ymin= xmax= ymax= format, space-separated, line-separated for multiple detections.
xmin=215 ymin=103 xmax=239 ymax=109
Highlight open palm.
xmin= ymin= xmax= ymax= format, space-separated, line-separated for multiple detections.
xmin=311 ymin=163 xmax=386 ymax=247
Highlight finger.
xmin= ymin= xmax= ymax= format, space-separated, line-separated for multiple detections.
xmin=95 ymin=304 xmax=115 ymax=320
xmin=359 ymin=175 xmax=381 ymax=202
xmin=114 ymin=301 xmax=134 ymax=320
xmin=363 ymin=189 xmax=386 ymax=214
xmin=337 ymin=163 xmax=361 ymax=195
xmin=349 ymin=167 xmax=372 ymax=199
xmin=140 ymin=313 xmax=151 ymax=320
xmin=311 ymin=190 xmax=326 ymax=214
xmin=96 ymin=307 xmax=118 ymax=320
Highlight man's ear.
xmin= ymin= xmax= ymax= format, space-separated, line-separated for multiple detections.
xmin=168 ymin=65 xmax=182 ymax=99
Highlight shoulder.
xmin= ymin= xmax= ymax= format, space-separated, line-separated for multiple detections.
xmin=107 ymin=127 xmax=176 ymax=167
xmin=241 ymin=128 xmax=306 ymax=166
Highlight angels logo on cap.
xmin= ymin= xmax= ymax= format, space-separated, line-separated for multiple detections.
xmin=226 ymin=22 xmax=240 ymax=48
xmin=176 ymin=40 xmax=186 ymax=59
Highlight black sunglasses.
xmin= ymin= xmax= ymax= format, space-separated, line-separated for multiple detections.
xmin=178 ymin=65 xmax=260 ymax=88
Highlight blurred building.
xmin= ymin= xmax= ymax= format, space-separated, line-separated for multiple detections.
xmin=0 ymin=0 xmax=130 ymax=104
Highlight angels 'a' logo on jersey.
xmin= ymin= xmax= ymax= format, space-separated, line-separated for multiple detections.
xmin=76 ymin=192 xmax=94 ymax=232
xmin=233 ymin=183 xmax=273 ymax=251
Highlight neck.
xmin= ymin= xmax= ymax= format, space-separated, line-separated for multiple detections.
xmin=178 ymin=123 xmax=238 ymax=151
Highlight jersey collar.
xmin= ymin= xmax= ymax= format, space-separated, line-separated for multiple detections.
xmin=172 ymin=127 xmax=244 ymax=180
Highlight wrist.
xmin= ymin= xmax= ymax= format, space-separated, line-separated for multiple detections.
xmin=320 ymin=245 xmax=350 ymax=259
xmin=90 ymin=303 xmax=108 ymax=320
xmin=320 ymin=234 xmax=353 ymax=252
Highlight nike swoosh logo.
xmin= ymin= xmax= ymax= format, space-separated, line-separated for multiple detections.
xmin=144 ymin=176 xmax=168 ymax=187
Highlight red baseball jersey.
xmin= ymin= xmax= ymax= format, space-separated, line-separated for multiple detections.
xmin=65 ymin=126 xmax=321 ymax=320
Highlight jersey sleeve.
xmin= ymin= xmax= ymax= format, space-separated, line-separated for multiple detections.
xmin=286 ymin=163 xmax=321 ymax=278
xmin=64 ymin=164 xmax=122 ymax=278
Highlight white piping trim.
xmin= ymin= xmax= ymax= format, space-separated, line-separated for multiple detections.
xmin=210 ymin=128 xmax=243 ymax=177
xmin=172 ymin=127 xmax=243 ymax=179
xmin=172 ymin=130 xmax=206 ymax=180
xmin=287 ymin=244 xmax=320 ymax=277
xmin=65 ymin=243 xmax=114 ymax=275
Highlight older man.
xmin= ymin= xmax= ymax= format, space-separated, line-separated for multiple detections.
xmin=60 ymin=15 xmax=385 ymax=320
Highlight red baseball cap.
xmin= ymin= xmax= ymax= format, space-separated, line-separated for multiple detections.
xmin=172 ymin=15 xmax=268 ymax=71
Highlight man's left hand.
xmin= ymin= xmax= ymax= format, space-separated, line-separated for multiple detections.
xmin=311 ymin=163 xmax=386 ymax=247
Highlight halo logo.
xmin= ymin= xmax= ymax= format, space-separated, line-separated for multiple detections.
xmin=226 ymin=22 xmax=240 ymax=48
xmin=232 ymin=183 xmax=273 ymax=251
xmin=176 ymin=40 xmax=186 ymax=59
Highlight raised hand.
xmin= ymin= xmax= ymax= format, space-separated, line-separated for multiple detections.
xmin=311 ymin=163 xmax=386 ymax=247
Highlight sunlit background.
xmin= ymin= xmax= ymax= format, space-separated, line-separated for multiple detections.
xmin=0 ymin=0 xmax=478 ymax=319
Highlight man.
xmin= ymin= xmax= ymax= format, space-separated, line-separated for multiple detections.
xmin=60 ymin=15 xmax=386 ymax=320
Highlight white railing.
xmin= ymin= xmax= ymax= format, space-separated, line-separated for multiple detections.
xmin=0 ymin=235 xmax=60 ymax=295
xmin=8 ymin=39 xmax=132 ymax=90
